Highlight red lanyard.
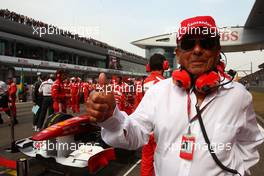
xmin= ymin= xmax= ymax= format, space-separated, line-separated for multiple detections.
xmin=187 ymin=91 xmax=191 ymax=120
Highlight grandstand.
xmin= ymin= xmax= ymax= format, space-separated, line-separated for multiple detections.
xmin=0 ymin=9 xmax=147 ymax=83
xmin=240 ymin=62 xmax=264 ymax=91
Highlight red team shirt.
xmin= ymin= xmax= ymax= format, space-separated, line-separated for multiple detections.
xmin=139 ymin=71 xmax=165 ymax=176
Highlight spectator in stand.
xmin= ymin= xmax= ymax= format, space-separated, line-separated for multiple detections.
xmin=0 ymin=9 xmax=145 ymax=61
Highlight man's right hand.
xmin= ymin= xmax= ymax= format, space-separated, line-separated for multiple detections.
xmin=86 ymin=73 xmax=116 ymax=122
xmin=86 ymin=91 xmax=116 ymax=122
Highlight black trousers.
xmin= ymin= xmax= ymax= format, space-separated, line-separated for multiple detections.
xmin=37 ymin=96 xmax=54 ymax=129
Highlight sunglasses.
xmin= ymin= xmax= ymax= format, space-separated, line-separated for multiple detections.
xmin=178 ymin=37 xmax=219 ymax=51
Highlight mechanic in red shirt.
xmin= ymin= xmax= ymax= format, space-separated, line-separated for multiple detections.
xmin=76 ymin=77 xmax=82 ymax=112
xmin=82 ymin=79 xmax=90 ymax=103
xmin=70 ymin=77 xmax=80 ymax=113
xmin=121 ymin=77 xmax=135 ymax=115
xmin=64 ymin=78 xmax=71 ymax=109
xmin=133 ymin=77 xmax=144 ymax=109
xmin=0 ymin=81 xmax=11 ymax=124
xmin=112 ymin=76 xmax=124 ymax=110
xmin=140 ymin=53 xmax=169 ymax=176
xmin=7 ymin=78 xmax=18 ymax=124
xmin=51 ymin=70 xmax=67 ymax=113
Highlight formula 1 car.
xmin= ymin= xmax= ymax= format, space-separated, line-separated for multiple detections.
xmin=15 ymin=113 xmax=116 ymax=174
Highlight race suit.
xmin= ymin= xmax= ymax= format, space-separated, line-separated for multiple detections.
xmin=8 ymin=82 xmax=17 ymax=118
xmin=51 ymin=79 xmax=66 ymax=113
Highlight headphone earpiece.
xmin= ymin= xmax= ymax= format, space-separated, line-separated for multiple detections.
xmin=195 ymin=71 xmax=220 ymax=94
xmin=163 ymin=60 xmax=169 ymax=70
xmin=146 ymin=64 xmax=150 ymax=72
xmin=172 ymin=69 xmax=220 ymax=94
xmin=172 ymin=69 xmax=191 ymax=90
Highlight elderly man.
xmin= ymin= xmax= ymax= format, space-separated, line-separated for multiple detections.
xmin=86 ymin=16 xmax=263 ymax=176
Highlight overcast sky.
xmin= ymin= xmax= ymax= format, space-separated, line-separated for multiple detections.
xmin=2 ymin=0 xmax=263 ymax=75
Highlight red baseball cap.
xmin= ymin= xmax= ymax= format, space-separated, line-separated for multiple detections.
xmin=176 ymin=16 xmax=219 ymax=43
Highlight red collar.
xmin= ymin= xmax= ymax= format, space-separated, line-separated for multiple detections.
xmin=149 ymin=71 xmax=164 ymax=78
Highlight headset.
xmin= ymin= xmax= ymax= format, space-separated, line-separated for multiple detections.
xmin=146 ymin=59 xmax=169 ymax=72
xmin=172 ymin=67 xmax=221 ymax=94
xmin=172 ymin=60 xmax=236 ymax=94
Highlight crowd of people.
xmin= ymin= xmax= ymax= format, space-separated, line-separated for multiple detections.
xmin=29 ymin=69 xmax=150 ymax=132
xmin=0 ymin=9 xmax=145 ymax=60
xmin=0 ymin=68 xmax=148 ymax=130
xmin=0 ymin=13 xmax=263 ymax=176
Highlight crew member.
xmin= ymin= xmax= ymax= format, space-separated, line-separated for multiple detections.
xmin=140 ymin=53 xmax=168 ymax=176
xmin=70 ymin=77 xmax=80 ymax=113
xmin=38 ymin=74 xmax=54 ymax=130
xmin=51 ymin=70 xmax=67 ymax=113
xmin=32 ymin=72 xmax=43 ymax=130
xmin=0 ymin=81 xmax=11 ymax=124
xmin=7 ymin=78 xmax=18 ymax=124
xmin=64 ymin=78 xmax=71 ymax=109
xmin=112 ymin=76 xmax=124 ymax=110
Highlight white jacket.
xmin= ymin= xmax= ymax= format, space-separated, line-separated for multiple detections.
xmin=99 ymin=78 xmax=264 ymax=176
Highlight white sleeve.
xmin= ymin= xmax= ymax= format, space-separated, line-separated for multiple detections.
xmin=236 ymin=92 xmax=264 ymax=172
xmin=38 ymin=83 xmax=43 ymax=93
xmin=99 ymin=89 xmax=156 ymax=150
